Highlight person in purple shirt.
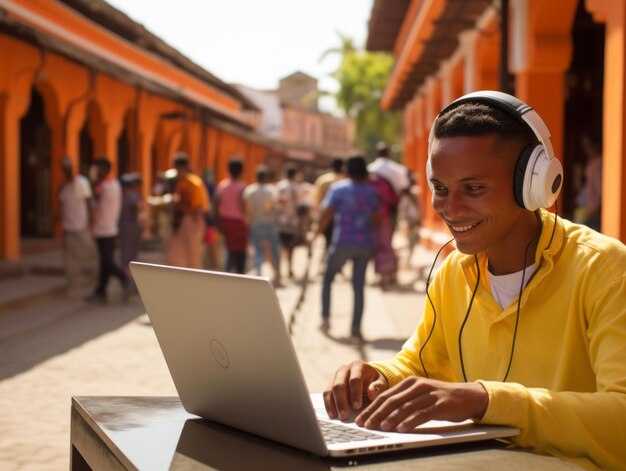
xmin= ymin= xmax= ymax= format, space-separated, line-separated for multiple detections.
xmin=311 ymin=155 xmax=381 ymax=342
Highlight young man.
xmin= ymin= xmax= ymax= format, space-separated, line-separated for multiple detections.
xmin=276 ymin=166 xmax=308 ymax=278
xmin=312 ymin=158 xmax=345 ymax=249
xmin=313 ymin=155 xmax=380 ymax=342
xmin=323 ymin=92 xmax=626 ymax=470
xmin=166 ymin=152 xmax=210 ymax=269
xmin=215 ymin=157 xmax=248 ymax=274
xmin=58 ymin=156 xmax=95 ymax=291
xmin=243 ymin=164 xmax=281 ymax=286
xmin=86 ymin=157 xmax=130 ymax=303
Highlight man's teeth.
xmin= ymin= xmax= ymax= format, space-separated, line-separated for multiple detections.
xmin=451 ymin=223 xmax=478 ymax=232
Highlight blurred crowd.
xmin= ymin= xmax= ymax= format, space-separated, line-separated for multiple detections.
xmin=57 ymin=142 xmax=424 ymax=316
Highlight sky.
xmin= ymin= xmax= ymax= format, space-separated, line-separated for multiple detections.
xmin=105 ymin=0 xmax=375 ymax=112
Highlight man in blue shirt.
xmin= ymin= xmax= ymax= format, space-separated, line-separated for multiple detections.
xmin=312 ymin=155 xmax=381 ymax=342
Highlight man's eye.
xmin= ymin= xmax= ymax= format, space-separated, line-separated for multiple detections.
xmin=466 ymin=185 xmax=481 ymax=192
xmin=433 ymin=185 xmax=447 ymax=194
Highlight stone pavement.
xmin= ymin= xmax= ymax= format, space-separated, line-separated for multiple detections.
xmin=0 ymin=235 xmax=435 ymax=470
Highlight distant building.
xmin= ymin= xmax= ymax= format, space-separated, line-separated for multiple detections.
xmin=237 ymin=71 xmax=355 ymax=179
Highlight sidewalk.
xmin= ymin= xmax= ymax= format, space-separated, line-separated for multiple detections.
xmin=0 ymin=234 xmax=435 ymax=470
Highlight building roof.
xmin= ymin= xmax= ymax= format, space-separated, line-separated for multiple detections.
xmin=367 ymin=0 xmax=493 ymax=110
xmin=57 ymin=0 xmax=259 ymax=111
xmin=365 ymin=0 xmax=411 ymax=52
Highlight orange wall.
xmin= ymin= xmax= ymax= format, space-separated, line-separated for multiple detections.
xmin=0 ymin=31 xmax=263 ymax=258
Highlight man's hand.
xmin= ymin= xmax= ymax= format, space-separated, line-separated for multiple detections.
xmin=323 ymin=360 xmax=389 ymax=420
xmin=355 ymin=376 xmax=489 ymax=432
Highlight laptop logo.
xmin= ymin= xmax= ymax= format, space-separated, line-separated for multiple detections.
xmin=210 ymin=339 xmax=230 ymax=368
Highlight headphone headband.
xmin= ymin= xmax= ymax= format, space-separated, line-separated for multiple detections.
xmin=429 ymin=91 xmax=554 ymax=159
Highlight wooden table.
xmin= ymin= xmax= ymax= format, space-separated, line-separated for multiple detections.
xmin=70 ymin=396 xmax=579 ymax=470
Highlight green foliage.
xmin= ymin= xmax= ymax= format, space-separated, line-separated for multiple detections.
xmin=321 ymin=33 xmax=403 ymax=160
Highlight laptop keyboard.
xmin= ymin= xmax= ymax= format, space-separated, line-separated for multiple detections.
xmin=318 ymin=420 xmax=385 ymax=444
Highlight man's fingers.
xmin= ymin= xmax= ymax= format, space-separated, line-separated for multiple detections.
xmin=357 ymin=378 xmax=428 ymax=429
xmin=330 ymin=365 xmax=354 ymax=420
xmin=348 ymin=363 xmax=367 ymax=410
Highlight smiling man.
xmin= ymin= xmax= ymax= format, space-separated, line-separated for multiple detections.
xmin=323 ymin=91 xmax=626 ymax=470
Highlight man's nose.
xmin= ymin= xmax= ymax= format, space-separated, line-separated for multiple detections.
xmin=440 ymin=191 xmax=468 ymax=219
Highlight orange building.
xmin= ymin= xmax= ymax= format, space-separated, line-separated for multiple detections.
xmin=367 ymin=0 xmax=626 ymax=245
xmin=0 ymin=0 xmax=267 ymax=260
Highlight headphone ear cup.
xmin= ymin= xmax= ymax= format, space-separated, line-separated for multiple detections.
xmin=514 ymin=145 xmax=537 ymax=209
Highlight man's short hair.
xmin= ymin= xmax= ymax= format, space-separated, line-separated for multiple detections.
xmin=433 ymin=102 xmax=537 ymax=149
xmin=172 ymin=152 xmax=190 ymax=168
xmin=256 ymin=164 xmax=270 ymax=182
xmin=93 ymin=157 xmax=112 ymax=173
xmin=285 ymin=165 xmax=298 ymax=179
xmin=227 ymin=157 xmax=244 ymax=177
xmin=346 ymin=155 xmax=368 ymax=179
xmin=375 ymin=141 xmax=389 ymax=158
xmin=61 ymin=156 xmax=73 ymax=169
xmin=331 ymin=158 xmax=344 ymax=173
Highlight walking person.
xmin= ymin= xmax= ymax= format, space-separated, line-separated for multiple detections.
xmin=58 ymin=156 xmax=95 ymax=293
xmin=243 ymin=165 xmax=282 ymax=286
xmin=202 ymin=169 xmax=220 ymax=270
xmin=119 ymin=172 xmax=144 ymax=279
xmin=368 ymin=173 xmax=400 ymax=288
xmin=367 ymin=142 xmax=409 ymax=288
xmin=215 ymin=157 xmax=248 ymax=274
xmin=166 ymin=152 xmax=210 ymax=269
xmin=276 ymin=166 xmax=308 ymax=279
xmin=310 ymin=155 xmax=381 ymax=343
xmin=85 ymin=157 xmax=130 ymax=303
xmin=312 ymin=158 xmax=345 ymax=250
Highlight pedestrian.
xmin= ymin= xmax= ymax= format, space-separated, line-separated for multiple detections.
xmin=202 ymin=169 xmax=220 ymax=270
xmin=276 ymin=166 xmax=308 ymax=279
xmin=119 ymin=172 xmax=144 ymax=279
xmin=310 ymin=155 xmax=381 ymax=343
xmin=243 ymin=164 xmax=281 ymax=286
xmin=322 ymin=91 xmax=626 ymax=471
xmin=574 ymin=133 xmax=602 ymax=231
xmin=367 ymin=173 xmax=400 ymax=288
xmin=166 ymin=152 xmax=210 ymax=269
xmin=367 ymin=142 xmax=409 ymax=288
xmin=58 ymin=156 xmax=96 ymax=292
xmin=85 ymin=157 xmax=131 ymax=303
xmin=312 ymin=158 xmax=345 ymax=250
xmin=215 ymin=157 xmax=248 ymax=274
xmin=367 ymin=141 xmax=410 ymax=229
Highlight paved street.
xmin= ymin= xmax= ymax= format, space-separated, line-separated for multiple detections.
xmin=0 ymin=238 xmax=431 ymax=470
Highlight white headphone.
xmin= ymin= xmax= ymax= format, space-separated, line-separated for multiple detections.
xmin=428 ymin=91 xmax=563 ymax=211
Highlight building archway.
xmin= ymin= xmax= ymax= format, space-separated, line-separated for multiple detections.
xmin=563 ymin=0 xmax=605 ymax=220
xmin=20 ymin=87 xmax=52 ymax=238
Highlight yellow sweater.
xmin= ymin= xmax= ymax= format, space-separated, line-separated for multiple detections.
xmin=371 ymin=209 xmax=626 ymax=470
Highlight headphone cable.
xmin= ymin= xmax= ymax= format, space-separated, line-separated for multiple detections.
xmin=457 ymin=254 xmax=481 ymax=382
xmin=419 ymin=238 xmax=455 ymax=378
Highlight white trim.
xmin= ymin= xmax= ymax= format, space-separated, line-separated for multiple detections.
xmin=510 ymin=0 xmax=529 ymax=72
xmin=459 ymin=30 xmax=479 ymax=93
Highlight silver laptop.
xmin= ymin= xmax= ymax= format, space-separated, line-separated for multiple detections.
xmin=130 ymin=262 xmax=519 ymax=457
